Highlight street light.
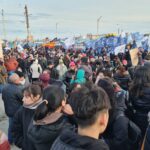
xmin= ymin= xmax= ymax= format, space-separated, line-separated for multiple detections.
xmin=56 ymin=22 xmax=59 ymax=38
xmin=97 ymin=16 xmax=102 ymax=35
xmin=117 ymin=24 xmax=120 ymax=35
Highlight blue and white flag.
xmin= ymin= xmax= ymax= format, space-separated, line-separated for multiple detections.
xmin=114 ymin=44 xmax=126 ymax=55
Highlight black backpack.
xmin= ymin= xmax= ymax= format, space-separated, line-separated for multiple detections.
xmin=116 ymin=113 xmax=142 ymax=150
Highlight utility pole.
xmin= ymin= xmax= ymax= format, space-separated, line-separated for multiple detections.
xmin=24 ymin=5 xmax=30 ymax=40
xmin=1 ymin=9 xmax=6 ymax=39
xmin=97 ymin=16 xmax=102 ymax=35
xmin=117 ymin=24 xmax=120 ymax=35
xmin=56 ymin=23 xmax=59 ymax=38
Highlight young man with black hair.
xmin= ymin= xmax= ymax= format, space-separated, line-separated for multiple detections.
xmin=51 ymin=84 xmax=110 ymax=150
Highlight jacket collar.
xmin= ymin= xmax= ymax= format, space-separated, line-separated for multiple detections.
xmin=34 ymin=112 xmax=63 ymax=125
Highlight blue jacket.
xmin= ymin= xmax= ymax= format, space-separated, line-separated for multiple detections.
xmin=2 ymin=83 xmax=23 ymax=117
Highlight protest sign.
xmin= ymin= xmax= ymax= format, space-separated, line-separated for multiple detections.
xmin=130 ymin=48 xmax=139 ymax=66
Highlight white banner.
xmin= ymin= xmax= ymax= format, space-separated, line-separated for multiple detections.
xmin=64 ymin=37 xmax=75 ymax=49
xmin=114 ymin=44 xmax=126 ymax=55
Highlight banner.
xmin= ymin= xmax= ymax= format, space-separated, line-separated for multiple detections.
xmin=114 ymin=44 xmax=126 ymax=55
xmin=17 ymin=44 xmax=24 ymax=52
xmin=136 ymin=41 xmax=142 ymax=48
xmin=64 ymin=37 xmax=75 ymax=49
xmin=130 ymin=48 xmax=139 ymax=66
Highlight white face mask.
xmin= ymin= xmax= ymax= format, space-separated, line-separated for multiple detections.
xmin=20 ymin=79 xmax=26 ymax=85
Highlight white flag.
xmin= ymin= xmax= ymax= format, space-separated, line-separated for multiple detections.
xmin=114 ymin=44 xmax=126 ymax=55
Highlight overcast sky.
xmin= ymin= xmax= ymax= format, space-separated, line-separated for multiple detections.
xmin=0 ymin=0 xmax=150 ymax=39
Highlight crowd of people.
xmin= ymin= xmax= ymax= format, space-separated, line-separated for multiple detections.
xmin=0 ymin=42 xmax=150 ymax=150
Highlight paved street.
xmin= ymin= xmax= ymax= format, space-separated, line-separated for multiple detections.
xmin=0 ymin=94 xmax=20 ymax=150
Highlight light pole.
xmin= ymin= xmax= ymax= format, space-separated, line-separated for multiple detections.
xmin=97 ymin=16 xmax=102 ymax=35
xmin=56 ymin=22 xmax=59 ymax=38
xmin=117 ymin=24 xmax=120 ymax=35
xmin=25 ymin=5 xmax=30 ymax=40
xmin=1 ymin=9 xmax=6 ymax=39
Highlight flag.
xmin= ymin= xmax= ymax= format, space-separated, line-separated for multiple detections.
xmin=114 ymin=44 xmax=126 ymax=55
xmin=64 ymin=37 xmax=75 ymax=49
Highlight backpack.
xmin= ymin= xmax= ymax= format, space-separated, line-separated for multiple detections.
xmin=116 ymin=113 xmax=142 ymax=149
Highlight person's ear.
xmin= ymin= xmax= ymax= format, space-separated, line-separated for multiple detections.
xmin=98 ymin=111 xmax=109 ymax=131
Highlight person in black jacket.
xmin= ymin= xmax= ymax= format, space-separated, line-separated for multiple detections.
xmin=51 ymin=83 xmax=110 ymax=150
xmin=2 ymin=73 xmax=23 ymax=144
xmin=12 ymin=84 xmax=43 ymax=150
xmin=28 ymin=85 xmax=73 ymax=150
xmin=98 ymin=78 xmax=140 ymax=150
xmin=142 ymin=112 xmax=150 ymax=150
xmin=49 ymin=68 xmax=66 ymax=92
xmin=130 ymin=66 xmax=150 ymax=137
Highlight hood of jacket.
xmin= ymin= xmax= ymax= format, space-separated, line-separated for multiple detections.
xmin=51 ymin=130 xmax=109 ymax=150
xmin=28 ymin=115 xmax=72 ymax=144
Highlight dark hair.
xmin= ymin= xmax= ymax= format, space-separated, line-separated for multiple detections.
xmin=81 ymin=57 xmax=88 ymax=65
xmin=103 ymin=69 xmax=113 ymax=78
xmin=15 ymin=70 xmax=24 ymax=78
xmin=69 ymin=83 xmax=110 ymax=128
xmin=130 ymin=66 xmax=150 ymax=97
xmin=48 ymin=60 xmax=54 ymax=65
xmin=23 ymin=84 xmax=42 ymax=98
xmin=98 ymin=78 xmax=116 ymax=108
xmin=50 ymin=68 xmax=59 ymax=79
xmin=34 ymin=86 xmax=65 ymax=121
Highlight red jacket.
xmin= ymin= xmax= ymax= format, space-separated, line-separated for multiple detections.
xmin=5 ymin=57 xmax=18 ymax=72
xmin=0 ymin=131 xmax=10 ymax=150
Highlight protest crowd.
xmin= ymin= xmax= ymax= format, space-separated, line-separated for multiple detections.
xmin=1 ymin=32 xmax=150 ymax=150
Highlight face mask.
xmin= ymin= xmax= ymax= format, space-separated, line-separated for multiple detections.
xmin=20 ymin=79 xmax=26 ymax=85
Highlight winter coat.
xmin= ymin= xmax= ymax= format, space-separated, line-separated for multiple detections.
xmin=12 ymin=100 xmax=42 ymax=150
xmin=2 ymin=83 xmax=23 ymax=117
xmin=28 ymin=113 xmax=73 ymax=150
xmin=56 ymin=64 xmax=67 ymax=80
xmin=70 ymin=69 xmax=86 ymax=84
xmin=114 ymin=71 xmax=131 ymax=91
xmin=79 ymin=64 xmax=93 ymax=78
xmin=51 ymin=130 xmax=109 ymax=150
xmin=5 ymin=57 xmax=18 ymax=72
xmin=143 ymin=113 xmax=150 ymax=150
xmin=103 ymin=110 xmax=130 ymax=150
xmin=0 ymin=65 xmax=7 ymax=84
xmin=49 ymin=78 xmax=66 ymax=92
xmin=17 ymin=58 xmax=26 ymax=74
xmin=130 ymin=86 xmax=150 ymax=136
xmin=30 ymin=61 xmax=42 ymax=79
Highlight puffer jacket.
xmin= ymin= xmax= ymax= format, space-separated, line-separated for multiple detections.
xmin=130 ymin=86 xmax=150 ymax=137
xmin=12 ymin=99 xmax=42 ymax=150
xmin=51 ymin=130 xmax=109 ymax=150
xmin=28 ymin=113 xmax=73 ymax=150
xmin=5 ymin=57 xmax=18 ymax=72
xmin=2 ymin=83 xmax=23 ymax=117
